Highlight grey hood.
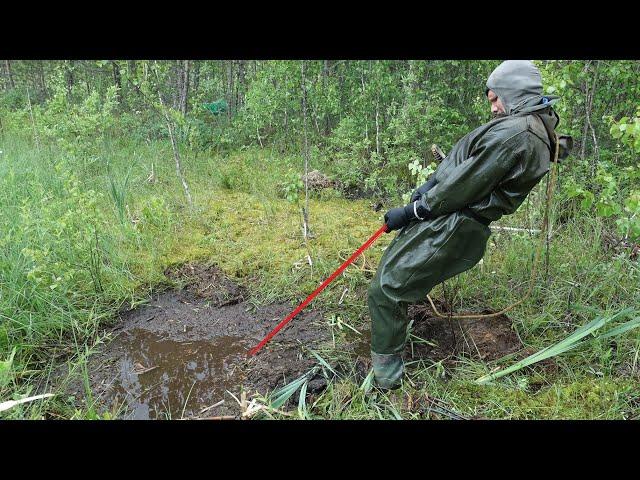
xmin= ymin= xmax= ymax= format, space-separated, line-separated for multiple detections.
xmin=486 ymin=60 xmax=559 ymax=115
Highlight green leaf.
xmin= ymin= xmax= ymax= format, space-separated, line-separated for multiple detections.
xmin=0 ymin=347 xmax=17 ymax=389
xmin=476 ymin=308 xmax=635 ymax=384
xmin=360 ymin=368 xmax=375 ymax=393
xmin=386 ymin=400 xmax=403 ymax=420
xmin=580 ymin=195 xmax=594 ymax=210
xmin=0 ymin=393 xmax=54 ymax=413
xmin=297 ymin=381 xmax=309 ymax=419
xmin=307 ymin=349 xmax=337 ymax=376
xmin=625 ymin=192 xmax=640 ymax=213
xmin=596 ymin=203 xmax=613 ymax=217
xmin=269 ymin=368 xmax=316 ymax=410
xmin=598 ymin=317 xmax=640 ymax=340
xmin=611 ymin=125 xmax=623 ymax=139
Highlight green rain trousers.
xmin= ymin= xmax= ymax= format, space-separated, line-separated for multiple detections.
xmin=368 ymin=211 xmax=491 ymax=388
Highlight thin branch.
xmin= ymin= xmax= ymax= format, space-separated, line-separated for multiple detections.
xmin=154 ymin=64 xmax=193 ymax=206
xmin=587 ymin=60 xmax=601 ymax=178
xmin=26 ymin=87 xmax=40 ymax=152
xmin=301 ymin=61 xmax=310 ymax=240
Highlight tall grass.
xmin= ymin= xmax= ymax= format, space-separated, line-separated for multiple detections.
xmin=107 ymin=162 xmax=134 ymax=225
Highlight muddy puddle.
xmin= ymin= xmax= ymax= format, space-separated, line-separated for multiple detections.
xmin=64 ymin=265 xmax=328 ymax=419
xmin=101 ymin=331 xmax=248 ymax=419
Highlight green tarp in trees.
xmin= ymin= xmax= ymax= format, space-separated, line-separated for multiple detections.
xmin=203 ymin=99 xmax=228 ymax=115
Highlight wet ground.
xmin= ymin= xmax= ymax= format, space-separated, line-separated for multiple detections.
xmin=65 ymin=264 xmax=327 ymax=419
xmin=63 ymin=264 xmax=524 ymax=419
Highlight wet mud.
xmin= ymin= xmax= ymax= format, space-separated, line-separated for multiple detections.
xmin=65 ymin=264 xmax=327 ymax=419
xmin=406 ymin=303 xmax=523 ymax=362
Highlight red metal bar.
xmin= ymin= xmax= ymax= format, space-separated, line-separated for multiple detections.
xmin=248 ymin=224 xmax=389 ymax=356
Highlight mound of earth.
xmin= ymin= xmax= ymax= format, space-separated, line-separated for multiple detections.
xmin=64 ymin=264 xmax=328 ymax=420
xmin=301 ymin=169 xmax=339 ymax=191
xmin=164 ymin=263 xmax=245 ymax=305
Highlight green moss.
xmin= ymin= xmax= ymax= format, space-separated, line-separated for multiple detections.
xmin=443 ymin=376 xmax=638 ymax=419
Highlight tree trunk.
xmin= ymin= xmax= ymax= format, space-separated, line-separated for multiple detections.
xmin=26 ymin=87 xmax=40 ymax=151
xmin=587 ymin=61 xmax=600 ymax=178
xmin=178 ymin=60 xmax=190 ymax=116
xmin=192 ymin=60 xmax=200 ymax=98
xmin=65 ymin=60 xmax=74 ymax=99
xmin=171 ymin=60 xmax=180 ymax=110
xmin=579 ymin=61 xmax=592 ymax=161
xmin=4 ymin=60 xmax=15 ymax=89
xmin=236 ymin=60 xmax=246 ymax=109
xmin=38 ymin=61 xmax=47 ymax=98
xmin=338 ymin=61 xmax=346 ymax=119
xmin=323 ymin=60 xmax=331 ymax=135
xmin=157 ymin=88 xmax=193 ymax=207
xmin=361 ymin=64 xmax=369 ymax=150
xmin=126 ymin=60 xmax=137 ymax=104
xmin=226 ymin=60 xmax=234 ymax=118
xmin=111 ymin=60 xmax=123 ymax=105
xmin=375 ymin=100 xmax=381 ymax=157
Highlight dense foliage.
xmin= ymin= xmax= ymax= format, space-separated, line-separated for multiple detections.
xmin=2 ymin=60 xmax=638 ymax=238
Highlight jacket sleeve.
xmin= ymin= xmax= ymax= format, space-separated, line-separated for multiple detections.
xmin=419 ymin=129 xmax=528 ymax=217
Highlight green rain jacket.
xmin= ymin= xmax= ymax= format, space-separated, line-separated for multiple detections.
xmin=419 ymin=61 xmax=560 ymax=224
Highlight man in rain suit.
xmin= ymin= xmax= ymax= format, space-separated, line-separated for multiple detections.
xmin=368 ymin=60 xmax=563 ymax=389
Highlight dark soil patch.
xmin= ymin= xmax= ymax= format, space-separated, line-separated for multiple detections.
xmin=164 ymin=263 xmax=245 ymax=305
xmin=64 ymin=264 xmax=328 ymax=420
xmin=339 ymin=183 xmax=379 ymax=201
xmin=407 ymin=303 xmax=523 ymax=363
xmin=349 ymin=301 xmax=523 ymax=366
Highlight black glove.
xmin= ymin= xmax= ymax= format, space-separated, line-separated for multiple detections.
xmin=384 ymin=200 xmax=432 ymax=232
xmin=410 ymin=176 xmax=438 ymax=203
xmin=384 ymin=206 xmax=410 ymax=231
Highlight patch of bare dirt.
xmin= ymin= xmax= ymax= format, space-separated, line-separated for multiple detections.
xmin=63 ymin=264 xmax=329 ymax=419
xmin=164 ymin=263 xmax=245 ymax=305
xmin=301 ymin=169 xmax=339 ymax=191
xmin=406 ymin=303 xmax=523 ymax=363
xmin=348 ymin=300 xmax=524 ymax=366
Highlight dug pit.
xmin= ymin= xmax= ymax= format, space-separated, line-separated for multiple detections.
xmin=350 ymin=301 xmax=523 ymax=367
xmin=406 ymin=302 xmax=524 ymax=363
xmin=64 ymin=264 xmax=328 ymax=419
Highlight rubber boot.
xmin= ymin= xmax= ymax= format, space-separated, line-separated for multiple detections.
xmin=371 ymin=351 xmax=403 ymax=390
